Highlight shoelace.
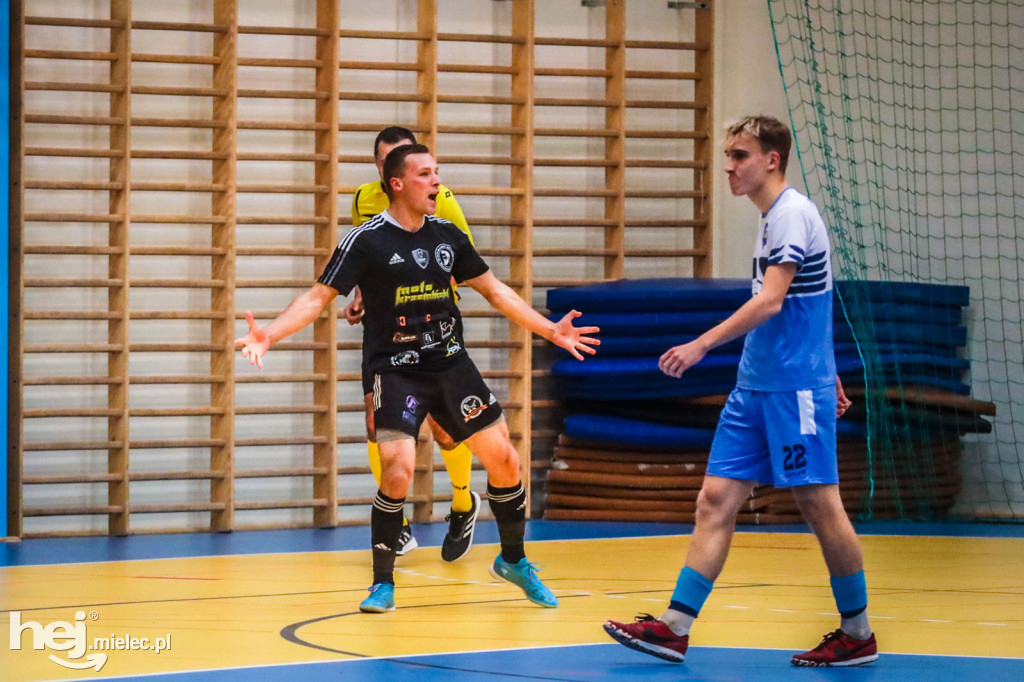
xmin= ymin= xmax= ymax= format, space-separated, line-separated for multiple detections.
xmin=813 ymin=629 xmax=844 ymax=651
xmin=633 ymin=613 xmax=659 ymax=624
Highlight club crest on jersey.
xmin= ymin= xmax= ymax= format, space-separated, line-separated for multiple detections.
xmin=435 ymin=244 xmax=454 ymax=272
xmin=390 ymin=350 xmax=420 ymax=366
xmin=460 ymin=395 xmax=488 ymax=422
xmin=440 ymin=319 xmax=455 ymax=338
xmin=413 ymin=248 xmax=429 ymax=269
xmin=446 ymin=337 xmax=462 ymax=357
xmin=389 ymin=253 xmax=405 ymax=265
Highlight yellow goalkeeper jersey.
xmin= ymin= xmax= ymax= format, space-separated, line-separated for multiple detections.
xmin=351 ymin=180 xmax=474 ymax=245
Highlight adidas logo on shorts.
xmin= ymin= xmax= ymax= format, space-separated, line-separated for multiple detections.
xmin=389 ymin=253 xmax=405 ymax=265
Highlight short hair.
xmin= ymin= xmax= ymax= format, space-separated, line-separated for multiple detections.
xmin=382 ymin=143 xmax=431 ymax=200
xmin=373 ymin=126 xmax=417 ymax=159
xmin=725 ymin=115 xmax=792 ymax=175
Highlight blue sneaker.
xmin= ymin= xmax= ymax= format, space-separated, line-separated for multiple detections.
xmin=490 ymin=555 xmax=558 ymax=607
xmin=359 ymin=583 xmax=395 ymax=613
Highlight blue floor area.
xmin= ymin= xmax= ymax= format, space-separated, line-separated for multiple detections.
xmin=4 ymin=519 xmax=1024 ymax=567
xmin=94 ymin=643 xmax=1024 ymax=682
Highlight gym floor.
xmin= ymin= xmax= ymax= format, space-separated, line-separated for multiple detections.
xmin=2 ymin=520 xmax=1023 ymax=681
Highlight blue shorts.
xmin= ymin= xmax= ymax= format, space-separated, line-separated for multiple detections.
xmin=706 ymin=385 xmax=838 ymax=487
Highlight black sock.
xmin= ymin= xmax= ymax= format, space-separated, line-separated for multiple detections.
xmin=371 ymin=490 xmax=405 ymax=585
xmin=487 ymin=481 xmax=526 ymax=564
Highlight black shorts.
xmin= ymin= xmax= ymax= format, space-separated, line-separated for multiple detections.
xmin=371 ymin=356 xmax=503 ymax=443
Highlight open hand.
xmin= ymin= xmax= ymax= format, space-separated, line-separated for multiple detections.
xmin=550 ymin=310 xmax=600 ymax=360
xmin=234 ymin=311 xmax=270 ymax=369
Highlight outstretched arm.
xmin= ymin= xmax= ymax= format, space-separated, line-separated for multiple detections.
xmin=659 ymin=262 xmax=797 ymax=377
xmin=463 ymin=270 xmax=599 ymax=360
xmin=235 ymin=282 xmax=338 ymax=369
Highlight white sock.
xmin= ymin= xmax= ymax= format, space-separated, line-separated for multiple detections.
xmin=841 ymin=611 xmax=872 ymax=640
xmin=659 ymin=608 xmax=695 ymax=637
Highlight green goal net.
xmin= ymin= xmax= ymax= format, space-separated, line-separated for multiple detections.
xmin=768 ymin=0 xmax=1023 ymax=521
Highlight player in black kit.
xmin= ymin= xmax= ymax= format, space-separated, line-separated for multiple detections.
xmin=236 ymin=143 xmax=600 ymax=613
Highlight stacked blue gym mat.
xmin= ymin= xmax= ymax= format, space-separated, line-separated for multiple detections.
xmin=543 ymin=278 xmax=994 ymax=523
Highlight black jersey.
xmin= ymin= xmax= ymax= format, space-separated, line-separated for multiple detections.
xmin=318 ymin=210 xmax=489 ymax=376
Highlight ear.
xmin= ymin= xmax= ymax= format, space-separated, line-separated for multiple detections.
xmin=389 ymin=176 xmax=403 ymax=194
xmin=767 ymin=150 xmax=781 ymax=171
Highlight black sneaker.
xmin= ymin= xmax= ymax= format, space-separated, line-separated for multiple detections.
xmin=441 ymin=491 xmax=480 ymax=562
xmin=395 ymin=524 xmax=418 ymax=556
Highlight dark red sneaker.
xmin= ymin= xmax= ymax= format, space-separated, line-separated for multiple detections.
xmin=791 ymin=629 xmax=878 ymax=667
xmin=603 ymin=614 xmax=688 ymax=663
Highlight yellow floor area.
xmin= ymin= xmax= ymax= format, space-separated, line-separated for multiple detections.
xmin=2 ymin=532 xmax=1023 ymax=680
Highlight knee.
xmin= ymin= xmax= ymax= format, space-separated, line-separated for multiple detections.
xmin=379 ymin=457 xmax=413 ymax=496
xmin=694 ymin=485 xmax=737 ymax=526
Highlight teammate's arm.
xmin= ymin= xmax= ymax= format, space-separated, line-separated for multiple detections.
xmin=235 ymin=282 xmax=338 ymax=369
xmin=463 ymin=270 xmax=599 ymax=361
xmin=659 ymin=262 xmax=798 ymax=378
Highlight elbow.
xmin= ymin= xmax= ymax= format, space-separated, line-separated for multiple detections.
xmin=763 ymin=297 xmax=785 ymax=318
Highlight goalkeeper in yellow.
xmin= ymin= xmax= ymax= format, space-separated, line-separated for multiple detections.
xmin=346 ymin=126 xmax=478 ymax=561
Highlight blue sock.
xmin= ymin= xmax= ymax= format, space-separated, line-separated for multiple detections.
xmin=830 ymin=570 xmax=868 ymax=618
xmin=668 ymin=566 xmax=714 ymax=617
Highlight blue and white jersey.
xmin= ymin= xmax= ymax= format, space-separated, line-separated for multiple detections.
xmin=737 ymin=187 xmax=836 ymax=391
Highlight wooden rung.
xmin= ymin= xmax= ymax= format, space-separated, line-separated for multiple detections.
xmin=336 ymin=465 xmax=371 ymax=476
xmin=534 ymin=157 xmax=617 ymax=167
xmin=438 ymin=155 xmax=522 ymax=166
xmin=25 ymin=114 xmax=125 ymax=126
xmin=24 ymin=245 xmax=122 ymax=255
xmin=624 ymin=219 xmax=707 ymax=228
xmin=535 ymin=36 xmax=617 ymax=48
xmin=626 ymin=159 xmax=704 ymax=169
xmin=337 ymin=29 xmax=429 ymax=41
xmin=627 ymin=69 xmax=700 ymax=80
xmin=443 ymin=186 xmax=524 ymax=197
xmin=22 ymin=376 xmax=122 ymax=386
xmin=239 ymin=57 xmax=322 ymax=68
xmin=24 ymin=278 xmax=123 ymax=289
xmin=236 ymin=215 xmax=330 ymax=224
xmin=129 ymin=375 xmax=228 ymax=385
xmin=25 ymin=81 xmax=124 ymax=93
xmin=132 ymin=149 xmax=229 ymax=160
xmin=130 ymin=503 xmax=227 ymax=514
xmin=239 ymin=24 xmax=331 ymax=37
xmin=625 ymin=248 xmax=705 ymax=258
xmin=534 ymin=127 xmax=618 ymax=138
xmin=24 ymin=212 xmax=123 ymax=223
xmin=628 ymin=99 xmax=701 ymax=110
xmin=131 ymin=20 xmax=228 ymax=34
xmin=130 ymin=438 xmax=226 ymax=449
xmin=25 ymin=310 xmax=123 ymax=320
xmin=23 ymin=408 xmax=120 ymax=418
xmin=25 ymin=49 xmax=117 ymax=61
xmin=339 ymin=59 xmax=418 ymax=72
xmin=24 ymin=473 xmax=119 ymax=484
xmin=235 ymin=405 xmax=329 ymax=415
xmin=336 ymin=401 xmax=365 ymax=412
xmin=236 ymin=247 xmax=327 ymax=257
xmin=238 ymin=120 xmax=329 ymax=131
xmin=466 ymin=339 xmax=522 ymax=350
xmin=436 ymin=124 xmax=524 ymax=136
xmin=234 ymin=499 xmax=328 ymax=511
xmin=26 ymin=146 xmax=124 ymax=158
xmin=459 ymin=309 xmax=505 ymax=318
xmin=235 ymin=279 xmax=313 ymax=288
xmin=534 ymin=97 xmax=617 ymax=108
xmin=476 ymin=247 xmax=523 ymax=258
xmin=627 ymin=129 xmax=706 ymax=140
xmin=25 ymin=16 xmax=125 ymax=29
xmin=534 ymin=247 xmax=616 ymax=257
xmin=534 ymin=67 xmax=611 ymax=78
xmin=436 ymin=94 xmax=524 ymax=106
xmin=132 ymin=117 xmax=227 ymax=129
xmin=338 ymin=122 xmax=429 ymax=134
xmin=438 ymin=32 xmax=524 ymax=46
xmin=462 ymin=217 xmax=525 ymax=226
xmin=234 ymin=373 xmax=327 ymax=384
xmin=480 ymin=370 xmax=520 ymax=379
xmin=131 ymin=214 xmax=228 ymax=224
xmin=234 ymin=468 xmax=328 ymax=478
xmin=235 ymin=183 xmax=329 ymax=194
xmin=534 ymin=278 xmax=611 ymax=288
xmin=132 ymin=53 xmax=221 ymax=66
xmin=132 ymin=182 xmax=228 ymax=192
xmin=238 ymin=88 xmax=330 ymax=100
xmin=338 ymin=91 xmax=429 ymax=103
xmin=130 ymin=342 xmax=226 ymax=352
xmin=131 ymin=246 xmax=227 ymax=256
xmin=25 ymin=180 xmax=123 ymax=191
xmin=130 ymin=311 xmax=228 ymax=320
xmin=23 ymin=440 xmax=123 ymax=452
xmin=235 ymin=436 xmax=329 ymax=447
xmin=626 ymin=39 xmax=703 ymax=50
xmin=237 ymin=152 xmax=329 ymax=162
xmin=128 ymin=279 xmax=226 ymax=289
xmin=23 ymin=505 xmax=123 ymax=517
xmin=133 ymin=85 xmax=228 ymax=97
xmin=129 ymin=407 xmax=226 ymax=417
xmin=129 ymin=471 xmax=226 ymax=481
xmin=626 ymin=189 xmax=704 ymax=199
xmin=439 ymin=63 xmax=515 ymax=75
xmin=534 ymin=188 xmax=618 ymax=198
xmin=533 ymin=218 xmax=616 ymax=227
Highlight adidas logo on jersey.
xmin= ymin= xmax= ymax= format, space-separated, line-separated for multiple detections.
xmin=389 ymin=253 xmax=405 ymax=265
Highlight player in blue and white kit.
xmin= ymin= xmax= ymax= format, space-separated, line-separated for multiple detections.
xmin=604 ymin=115 xmax=878 ymax=668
